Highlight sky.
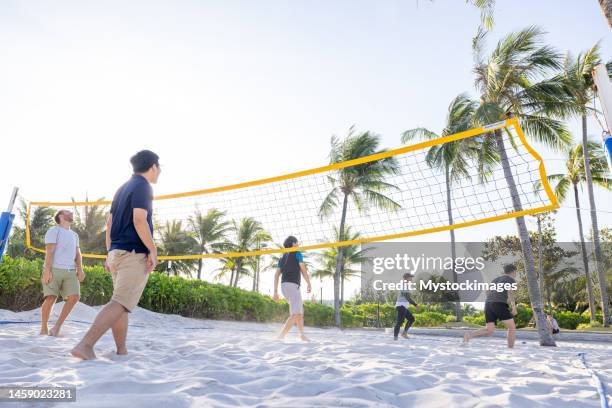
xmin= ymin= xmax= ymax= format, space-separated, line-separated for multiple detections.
xmin=1 ymin=0 xmax=610 ymax=300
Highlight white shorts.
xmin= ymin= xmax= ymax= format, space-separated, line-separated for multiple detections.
xmin=281 ymin=282 xmax=303 ymax=315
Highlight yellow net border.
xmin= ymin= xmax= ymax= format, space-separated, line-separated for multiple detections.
xmin=26 ymin=118 xmax=559 ymax=260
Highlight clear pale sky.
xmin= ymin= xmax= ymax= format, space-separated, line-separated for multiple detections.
xmin=1 ymin=0 xmax=610 ymax=298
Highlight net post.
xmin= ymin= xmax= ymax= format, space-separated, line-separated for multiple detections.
xmin=0 ymin=187 xmax=19 ymax=263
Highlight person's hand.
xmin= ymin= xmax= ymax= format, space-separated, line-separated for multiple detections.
xmin=306 ymin=283 xmax=312 ymax=293
xmin=272 ymin=292 xmax=279 ymax=302
xmin=104 ymin=258 xmax=111 ymax=272
xmin=76 ymin=267 xmax=86 ymax=282
xmin=146 ymin=250 xmax=158 ymax=274
xmin=42 ymin=268 xmax=52 ymax=284
xmin=511 ymin=307 xmax=517 ymax=316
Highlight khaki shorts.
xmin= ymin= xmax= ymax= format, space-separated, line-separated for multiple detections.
xmin=107 ymin=249 xmax=149 ymax=312
xmin=281 ymin=282 xmax=303 ymax=315
xmin=42 ymin=267 xmax=80 ymax=299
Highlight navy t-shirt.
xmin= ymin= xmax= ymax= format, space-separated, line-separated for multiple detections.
xmin=278 ymin=251 xmax=304 ymax=285
xmin=109 ymin=175 xmax=153 ymax=254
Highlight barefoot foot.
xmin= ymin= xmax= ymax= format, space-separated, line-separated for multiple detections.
xmin=299 ymin=335 xmax=310 ymax=342
xmin=116 ymin=347 xmax=128 ymax=355
xmin=71 ymin=343 xmax=96 ymax=360
xmin=49 ymin=326 xmax=60 ymax=337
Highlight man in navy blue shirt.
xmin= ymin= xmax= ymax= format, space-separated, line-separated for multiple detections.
xmin=72 ymin=150 xmax=161 ymax=360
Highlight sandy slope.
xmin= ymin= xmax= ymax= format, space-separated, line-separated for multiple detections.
xmin=0 ymin=302 xmax=610 ymax=408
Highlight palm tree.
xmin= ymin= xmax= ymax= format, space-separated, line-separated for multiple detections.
xmin=19 ymin=200 xmax=55 ymax=252
xmin=402 ymin=93 xmax=483 ymax=322
xmin=225 ymin=217 xmax=268 ymax=287
xmin=466 ymin=1 xmax=612 ymax=30
xmin=246 ymin=231 xmax=272 ymax=292
xmin=472 ymin=26 xmax=575 ymax=346
xmin=319 ymin=128 xmax=401 ymax=327
xmin=599 ymin=0 xmax=612 ymax=27
xmin=562 ymin=44 xmax=611 ymax=326
xmin=157 ymin=220 xmax=199 ymax=277
xmin=312 ymin=226 xmax=371 ymax=305
xmin=71 ymin=196 xmax=108 ymax=258
xmin=546 ymin=141 xmax=611 ymax=321
xmin=188 ymin=208 xmax=232 ymax=280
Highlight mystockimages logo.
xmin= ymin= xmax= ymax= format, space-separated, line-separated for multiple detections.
xmin=360 ymin=242 xmax=519 ymax=302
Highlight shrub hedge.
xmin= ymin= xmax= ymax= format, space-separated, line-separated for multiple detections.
xmin=0 ymin=256 xmax=602 ymax=330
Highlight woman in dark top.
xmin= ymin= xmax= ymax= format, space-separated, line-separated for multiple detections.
xmin=273 ymin=236 xmax=312 ymax=341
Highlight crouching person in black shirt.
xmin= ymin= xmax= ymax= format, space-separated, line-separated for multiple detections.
xmin=464 ymin=264 xmax=518 ymax=348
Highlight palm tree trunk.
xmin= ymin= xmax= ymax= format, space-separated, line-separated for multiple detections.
xmin=197 ymin=257 xmax=203 ymax=280
xmin=537 ymin=216 xmax=546 ymax=313
xmin=446 ymin=166 xmax=462 ymax=322
xmin=599 ymin=0 xmax=612 ymax=28
xmin=334 ymin=193 xmax=349 ymax=328
xmin=229 ymin=267 xmax=235 ymax=287
xmin=573 ymin=182 xmax=597 ymax=322
xmin=495 ymin=130 xmax=555 ymax=346
xmin=254 ymin=256 xmax=260 ymax=292
xmin=581 ymin=115 xmax=610 ymax=326
xmin=341 ymin=266 xmax=345 ymax=306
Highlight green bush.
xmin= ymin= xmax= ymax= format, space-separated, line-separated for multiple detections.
xmin=464 ymin=314 xmax=485 ymax=326
xmin=513 ymin=303 xmax=533 ymax=329
xmin=577 ymin=321 xmax=603 ymax=330
xmin=412 ymin=311 xmax=447 ymax=327
xmin=554 ymin=311 xmax=584 ymax=330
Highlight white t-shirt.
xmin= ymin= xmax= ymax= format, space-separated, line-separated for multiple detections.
xmin=44 ymin=226 xmax=79 ymax=269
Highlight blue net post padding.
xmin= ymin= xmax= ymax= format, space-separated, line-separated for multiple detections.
xmin=0 ymin=212 xmax=15 ymax=262
xmin=604 ymin=133 xmax=612 ymax=175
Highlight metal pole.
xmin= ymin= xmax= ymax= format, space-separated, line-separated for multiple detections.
xmin=6 ymin=187 xmax=18 ymax=213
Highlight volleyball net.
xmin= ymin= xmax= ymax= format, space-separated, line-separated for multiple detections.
xmin=26 ymin=118 xmax=559 ymax=260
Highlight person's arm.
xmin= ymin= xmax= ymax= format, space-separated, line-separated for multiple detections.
xmin=133 ymin=208 xmax=157 ymax=273
xmin=406 ymin=291 xmax=420 ymax=311
xmin=75 ymin=246 xmax=85 ymax=282
xmin=508 ymin=289 xmax=517 ymax=315
xmin=42 ymin=243 xmax=56 ymax=284
xmin=273 ymin=268 xmax=281 ymax=301
xmin=299 ymin=263 xmax=312 ymax=293
xmin=105 ymin=213 xmax=112 ymax=252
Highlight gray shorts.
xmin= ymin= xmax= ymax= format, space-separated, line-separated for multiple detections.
xmin=281 ymin=282 xmax=303 ymax=315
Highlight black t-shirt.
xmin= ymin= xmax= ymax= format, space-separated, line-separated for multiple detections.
xmin=109 ymin=175 xmax=153 ymax=254
xmin=485 ymin=274 xmax=516 ymax=304
xmin=279 ymin=252 xmax=301 ymax=286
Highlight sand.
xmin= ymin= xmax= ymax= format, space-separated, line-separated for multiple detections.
xmin=0 ymin=302 xmax=610 ymax=407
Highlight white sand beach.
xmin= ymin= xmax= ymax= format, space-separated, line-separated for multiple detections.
xmin=1 ymin=302 xmax=610 ymax=408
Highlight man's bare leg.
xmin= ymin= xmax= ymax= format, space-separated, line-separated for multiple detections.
xmin=112 ymin=311 xmax=129 ymax=355
xmin=277 ymin=315 xmax=296 ymax=339
xmin=40 ymin=296 xmax=57 ymax=335
xmin=295 ymin=314 xmax=309 ymax=342
xmin=71 ymin=301 xmax=127 ymax=360
xmin=502 ymin=319 xmax=516 ymax=348
xmin=463 ymin=323 xmax=495 ymax=343
xmin=49 ymin=295 xmax=80 ymax=337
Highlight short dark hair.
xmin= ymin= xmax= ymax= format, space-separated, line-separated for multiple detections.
xmin=130 ymin=150 xmax=159 ymax=173
xmin=54 ymin=210 xmax=64 ymax=224
xmin=403 ymin=273 xmax=413 ymax=280
xmin=283 ymin=235 xmax=298 ymax=248
xmin=504 ymin=263 xmax=517 ymax=274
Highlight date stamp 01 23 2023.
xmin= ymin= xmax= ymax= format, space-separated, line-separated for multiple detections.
xmin=0 ymin=386 xmax=76 ymax=402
